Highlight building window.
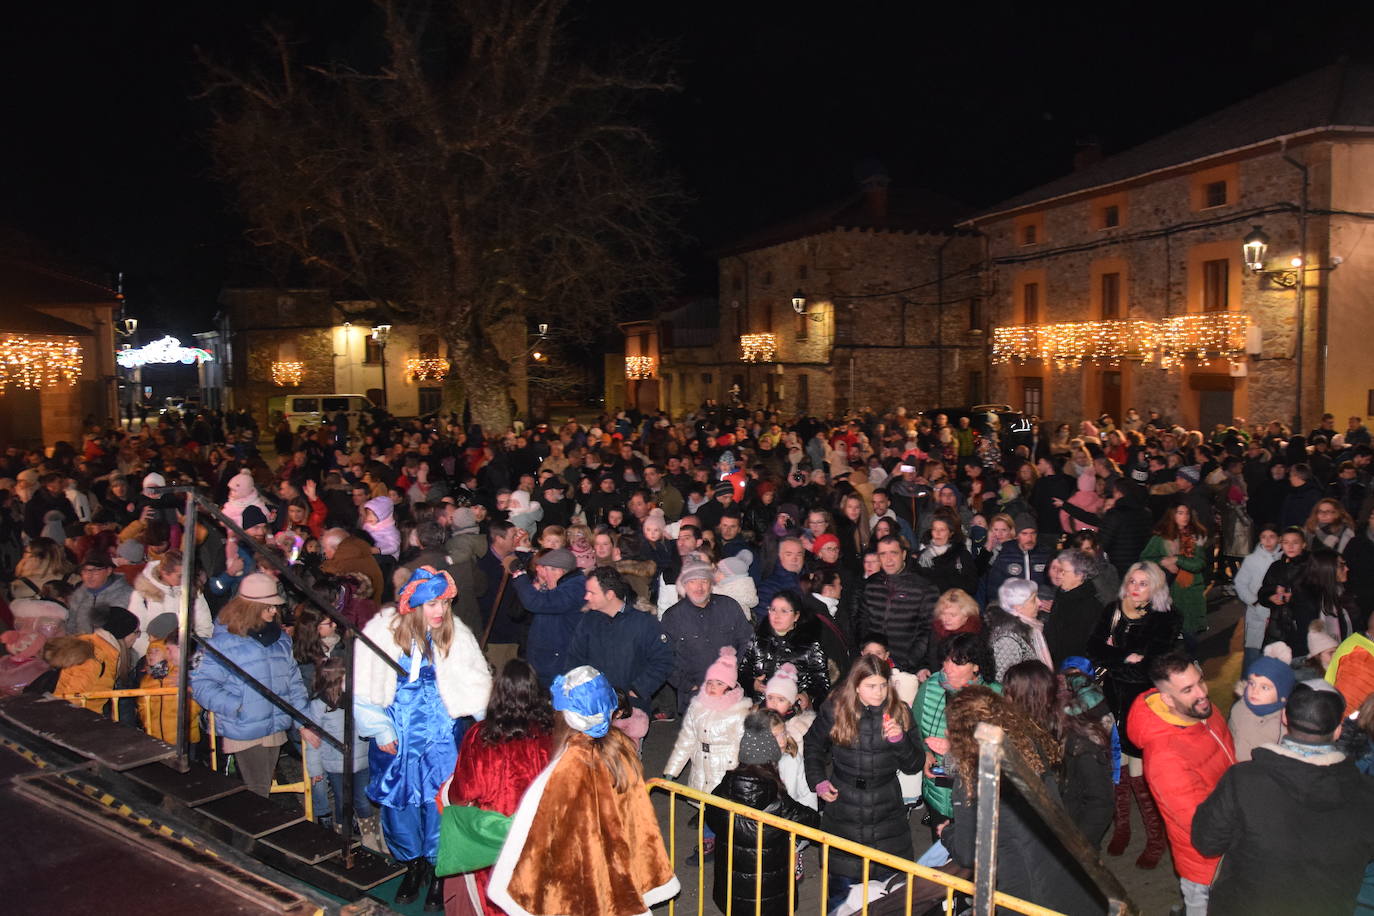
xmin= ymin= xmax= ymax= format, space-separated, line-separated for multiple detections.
xmin=1021 ymin=378 xmax=1043 ymax=418
xmin=701 ymin=372 xmax=713 ymax=385
xmin=418 ymin=387 xmax=442 ymax=414
xmin=797 ymin=265 xmax=808 ymax=281
xmin=796 ymin=307 xmax=810 ymax=341
xmin=1203 ymin=180 xmax=1228 ymax=208
xmin=1101 ymin=204 xmax=1120 ymax=228
xmin=968 ymin=297 xmax=982 ymax=330
xmin=1101 ymin=272 xmax=1121 ymax=319
xmin=418 ymin=334 xmax=440 ymax=358
xmin=968 ymin=370 xmax=984 ymax=403
xmin=1023 ymin=282 xmax=1040 ymax=324
xmin=1203 ymin=259 xmax=1229 ymax=311
xmin=364 ymin=338 xmax=383 ymax=365
xmin=1021 ymin=223 xmax=1038 ymax=246
xmin=797 ymin=373 xmax=809 ymax=411
xmin=761 ymin=270 xmax=773 ymax=287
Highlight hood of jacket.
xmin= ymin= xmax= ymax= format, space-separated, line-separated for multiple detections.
xmin=136 ymin=560 xmax=176 ymax=601
xmin=1248 ymin=742 xmax=1356 ymax=809
xmin=1126 ymin=688 xmax=1228 ymax=750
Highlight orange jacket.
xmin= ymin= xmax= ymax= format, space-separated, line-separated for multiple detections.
xmin=1326 ymin=633 xmax=1374 ymax=718
xmin=52 ymin=633 xmax=120 ymax=713
xmin=1126 ymin=688 xmax=1236 ymax=884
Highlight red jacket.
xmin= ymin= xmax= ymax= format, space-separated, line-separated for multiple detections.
xmin=1125 ymin=688 xmax=1236 ymax=883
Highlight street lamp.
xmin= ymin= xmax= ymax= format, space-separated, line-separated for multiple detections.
xmin=1242 ymin=225 xmax=1270 ymax=272
xmin=791 ymin=289 xmax=824 ymax=322
xmin=371 ymin=324 xmax=392 ymax=408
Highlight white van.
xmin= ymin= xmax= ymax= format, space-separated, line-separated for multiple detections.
xmin=268 ymin=393 xmax=376 ymax=432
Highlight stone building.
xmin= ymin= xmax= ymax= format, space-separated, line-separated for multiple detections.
xmin=219 ymin=288 xmax=529 ymax=427
xmin=614 ymin=175 xmax=986 ymax=417
xmin=963 ymin=61 xmax=1374 ymax=431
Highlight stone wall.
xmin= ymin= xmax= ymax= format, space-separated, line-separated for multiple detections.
xmin=977 ymin=141 xmax=1351 ymax=429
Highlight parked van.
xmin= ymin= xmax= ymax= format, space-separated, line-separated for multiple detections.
xmin=268 ymin=393 xmax=376 ymax=432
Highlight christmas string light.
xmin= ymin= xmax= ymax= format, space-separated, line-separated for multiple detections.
xmin=625 ymin=355 xmax=655 ymax=379
xmin=0 ymin=335 xmax=83 ymax=392
xmin=405 ymin=358 xmax=450 ymax=381
xmin=271 ymin=361 xmax=305 ymax=386
xmin=739 ymin=333 xmax=777 ymax=363
xmin=993 ymin=313 xmax=1248 ymax=371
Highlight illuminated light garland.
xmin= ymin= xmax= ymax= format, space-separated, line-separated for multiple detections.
xmin=739 ymin=333 xmax=778 ymax=363
xmin=0 ymin=335 xmax=83 ymax=392
xmin=271 ymin=361 xmax=305 ymax=386
xmin=625 ymin=355 xmax=655 ymax=379
xmin=115 ymin=335 xmax=214 ymax=368
xmin=405 ymin=357 xmax=450 ymax=381
xmin=993 ymin=313 xmax=1249 ymax=371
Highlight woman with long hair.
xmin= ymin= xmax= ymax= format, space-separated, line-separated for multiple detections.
xmin=803 ymin=654 xmax=921 ymax=910
xmin=916 ymin=512 xmax=978 ymax=595
xmin=488 ymin=666 xmax=678 ymax=916
xmin=1306 ymin=498 xmax=1356 ymax=554
xmin=741 ymin=590 xmax=831 ymax=706
xmin=1294 ymin=550 xmax=1359 ymax=653
xmin=191 ymin=576 xmax=309 ymax=799
xmin=441 ymin=658 xmax=554 ymax=916
xmin=942 ymin=686 xmax=1100 ymax=914
xmin=1141 ymin=503 xmax=1210 ymax=643
xmin=354 ymin=566 xmax=492 ymax=909
xmin=11 ymin=536 xmax=71 ymax=601
xmin=834 ymin=493 xmax=871 ymax=573
xmin=1086 ymin=561 xmax=1178 ymax=868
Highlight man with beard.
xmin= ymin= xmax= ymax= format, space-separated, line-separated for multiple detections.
xmin=1126 ymin=651 xmax=1236 ymax=916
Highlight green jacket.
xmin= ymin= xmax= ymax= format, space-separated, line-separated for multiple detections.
xmin=914 ymin=672 xmax=1001 ymax=817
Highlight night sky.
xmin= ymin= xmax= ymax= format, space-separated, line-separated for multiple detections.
xmin=3 ymin=1 xmax=1369 ymax=334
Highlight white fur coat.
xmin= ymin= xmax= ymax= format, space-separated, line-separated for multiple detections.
xmin=354 ymin=606 xmax=492 ymax=719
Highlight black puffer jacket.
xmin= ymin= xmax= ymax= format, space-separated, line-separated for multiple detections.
xmin=915 ymin=543 xmax=978 ymax=595
xmin=855 ymin=562 xmax=939 ymax=670
xmin=740 ymin=613 xmax=831 ymax=702
xmin=1258 ymin=551 xmax=1312 ymax=653
xmin=706 ymin=767 xmax=820 ymax=915
xmin=803 ymin=699 xmax=923 ymax=879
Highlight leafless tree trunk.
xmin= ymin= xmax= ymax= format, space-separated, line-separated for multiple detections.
xmin=201 ymin=0 xmax=681 ymax=431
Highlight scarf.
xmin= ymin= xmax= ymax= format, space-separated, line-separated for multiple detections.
xmin=695 ymin=684 xmax=745 ymax=712
xmin=1020 ymin=612 xmax=1053 ymax=668
xmin=1279 ymin=736 xmax=1340 ymax=758
xmin=1244 ymin=695 xmax=1284 ymax=717
xmin=918 ymin=542 xmax=951 ymax=567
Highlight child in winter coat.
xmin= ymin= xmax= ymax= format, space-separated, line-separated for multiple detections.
xmin=362 ymin=497 xmax=401 ymax=559
xmin=140 ymin=626 xmax=202 ymax=743
xmin=706 ymin=710 xmax=820 ymax=914
xmin=1228 ymin=652 xmax=1296 ymax=761
xmin=664 ymin=646 xmax=752 ymax=858
xmin=303 ymin=658 xmax=383 ymax=849
xmin=1235 ymin=524 xmax=1282 ymax=670
xmin=222 ymin=470 xmax=269 ymax=530
xmin=762 ymin=664 xmax=818 ymax=810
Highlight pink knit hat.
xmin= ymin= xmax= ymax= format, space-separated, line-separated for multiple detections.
xmin=704 ymin=646 xmax=739 ymax=688
xmin=764 ymin=662 xmax=799 ymax=704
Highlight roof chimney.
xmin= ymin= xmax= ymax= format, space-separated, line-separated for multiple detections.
xmin=1073 ymin=138 xmax=1103 ymax=172
xmin=855 ymin=159 xmax=891 ymax=225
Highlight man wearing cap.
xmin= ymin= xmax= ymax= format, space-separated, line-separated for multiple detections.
xmin=505 ymin=547 xmax=586 ymax=687
xmin=661 ymin=555 xmax=753 ymax=715
xmin=980 ymin=513 xmax=1052 ymax=607
xmin=68 ymin=554 xmax=134 ymax=635
xmin=695 ymin=477 xmax=736 ymax=533
xmin=1193 ymin=681 xmax=1374 ymax=916
xmin=535 ymin=475 xmax=574 ymax=531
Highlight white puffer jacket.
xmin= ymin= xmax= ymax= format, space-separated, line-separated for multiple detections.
xmin=126 ymin=560 xmax=213 ymax=658
xmin=664 ymin=691 xmax=752 ymax=793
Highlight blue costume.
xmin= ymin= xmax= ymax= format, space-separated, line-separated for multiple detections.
xmin=361 ymin=642 xmax=458 ymax=862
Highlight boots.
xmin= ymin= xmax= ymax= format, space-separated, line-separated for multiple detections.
xmin=395 ymin=858 xmax=429 ymax=904
xmin=1131 ymin=774 xmax=1167 ymax=869
xmin=1105 ymin=776 xmax=1133 ymax=856
xmin=423 ymin=871 xmax=445 ymax=912
xmin=358 ymin=813 xmax=387 ymax=855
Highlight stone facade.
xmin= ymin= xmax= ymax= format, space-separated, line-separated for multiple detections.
xmin=971 ymin=138 xmax=1374 ymax=431
xmin=628 ymin=220 xmax=985 ymax=418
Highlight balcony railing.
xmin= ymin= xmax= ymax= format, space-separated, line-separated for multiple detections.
xmin=739 ymin=332 xmax=777 ymax=362
xmin=992 ymin=313 xmax=1248 ymax=370
xmin=625 ymin=355 xmax=656 ymax=379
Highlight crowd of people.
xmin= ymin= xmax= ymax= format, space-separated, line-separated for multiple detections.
xmin=2 ymin=402 xmax=1374 ymax=914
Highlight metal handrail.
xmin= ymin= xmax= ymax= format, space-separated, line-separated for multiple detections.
xmin=647 ymin=778 xmax=1063 ymax=916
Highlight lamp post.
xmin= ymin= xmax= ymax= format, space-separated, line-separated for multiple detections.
xmin=791 ymin=289 xmax=823 ymax=322
xmin=371 ymin=324 xmax=392 ymax=408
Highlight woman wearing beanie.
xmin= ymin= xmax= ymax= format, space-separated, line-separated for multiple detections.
xmin=489 ymin=666 xmax=678 ymax=916
xmin=1228 ymin=653 xmax=1296 ymax=762
xmin=706 ymin=709 xmax=820 ymax=915
xmin=663 ymin=645 xmax=752 ymax=860
xmin=354 ymin=566 xmax=492 ymax=910
xmin=803 ymin=654 xmax=923 ymax=911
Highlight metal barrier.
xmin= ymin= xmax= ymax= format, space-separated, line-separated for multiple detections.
xmin=57 ymin=688 xmax=312 ymax=820
xmin=647 ymin=778 xmax=1063 ymax=916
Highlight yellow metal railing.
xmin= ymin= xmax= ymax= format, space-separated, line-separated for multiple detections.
xmin=647 ymin=779 xmax=1063 ymax=916
xmin=57 ymin=688 xmax=312 ymax=820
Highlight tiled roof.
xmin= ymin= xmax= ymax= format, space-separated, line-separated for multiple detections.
xmin=715 ymin=186 xmax=970 ymax=256
xmin=969 ymin=61 xmax=1374 ymax=221
xmin=0 ymin=258 xmax=121 ymax=309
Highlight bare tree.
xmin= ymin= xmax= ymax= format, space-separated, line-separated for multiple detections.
xmin=202 ymin=0 xmax=681 ymax=429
